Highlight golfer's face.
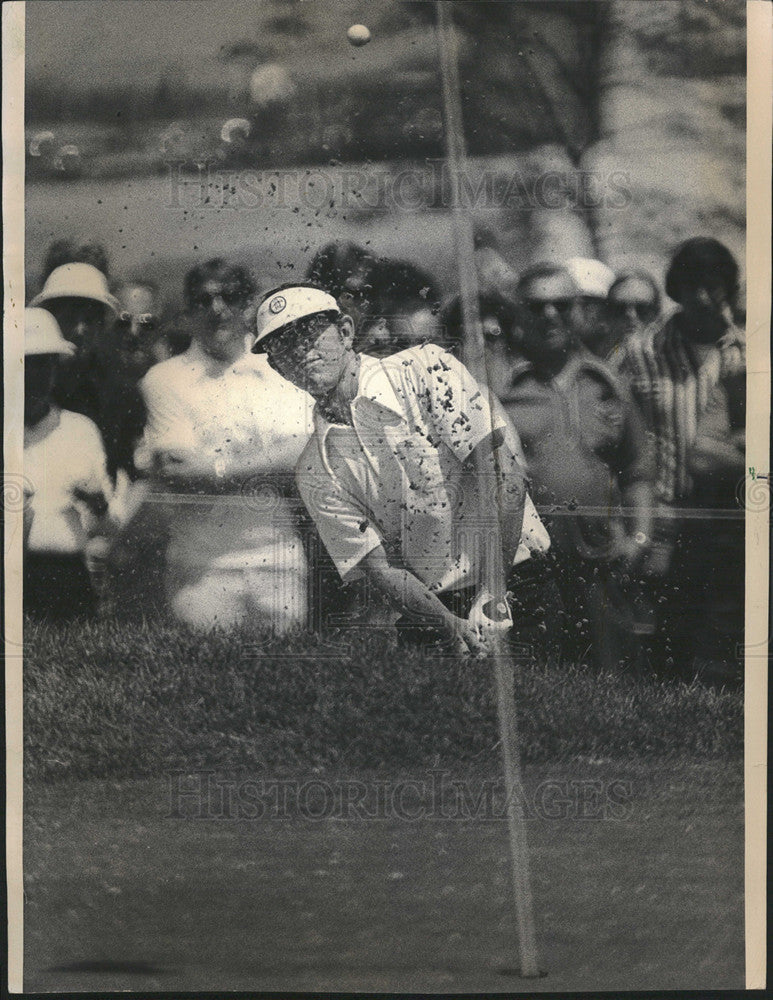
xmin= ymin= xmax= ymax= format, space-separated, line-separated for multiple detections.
xmin=266 ymin=315 xmax=351 ymax=396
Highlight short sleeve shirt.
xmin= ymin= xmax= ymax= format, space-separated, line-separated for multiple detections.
xmin=296 ymin=344 xmax=512 ymax=590
xmin=138 ymin=341 xmax=313 ymax=474
xmin=24 ymin=407 xmax=112 ymax=554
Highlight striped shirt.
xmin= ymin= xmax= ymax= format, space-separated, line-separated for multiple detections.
xmin=615 ymin=314 xmax=745 ymax=503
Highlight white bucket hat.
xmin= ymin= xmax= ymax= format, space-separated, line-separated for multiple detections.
xmin=253 ymin=285 xmax=340 ymax=353
xmin=30 ymin=262 xmax=120 ymax=315
xmin=24 ymin=307 xmax=75 ymax=356
xmin=565 ymin=257 xmax=615 ymax=299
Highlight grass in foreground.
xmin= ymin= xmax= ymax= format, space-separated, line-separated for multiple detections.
xmin=23 ymin=617 xmax=742 ymax=782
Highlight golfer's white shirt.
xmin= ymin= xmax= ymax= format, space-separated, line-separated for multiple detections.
xmin=24 ymin=407 xmax=112 ymax=554
xmin=138 ymin=341 xmax=313 ymax=571
xmin=297 ymin=345 xmax=522 ymax=591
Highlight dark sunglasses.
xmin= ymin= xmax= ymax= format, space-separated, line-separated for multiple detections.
xmin=266 ymin=315 xmax=337 ymax=359
xmin=49 ymin=299 xmax=105 ymax=322
xmin=194 ymin=288 xmax=245 ymax=310
xmin=609 ymin=301 xmax=657 ymax=321
xmin=522 ymin=298 xmax=574 ymax=316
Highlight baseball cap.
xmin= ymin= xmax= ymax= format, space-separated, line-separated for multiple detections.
xmin=25 ymin=307 xmax=75 ymax=356
xmin=30 ymin=262 xmax=120 ymax=315
xmin=565 ymin=257 xmax=615 ymax=300
xmin=252 ymin=284 xmax=340 ymax=353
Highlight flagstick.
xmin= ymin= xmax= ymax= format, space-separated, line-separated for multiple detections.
xmin=435 ymin=2 xmax=541 ymax=978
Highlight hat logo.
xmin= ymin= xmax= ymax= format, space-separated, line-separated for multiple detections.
xmin=268 ymin=295 xmax=287 ymax=314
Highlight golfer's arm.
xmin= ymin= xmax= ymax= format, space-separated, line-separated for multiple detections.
xmin=359 ymin=545 xmax=460 ymax=635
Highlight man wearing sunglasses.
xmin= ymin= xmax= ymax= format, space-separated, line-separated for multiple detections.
xmin=78 ymin=277 xmax=174 ymax=485
xmin=252 ymin=282 xmax=541 ymax=658
xmin=135 ymin=259 xmax=313 ymax=632
xmin=499 ymin=263 xmax=655 ymax=672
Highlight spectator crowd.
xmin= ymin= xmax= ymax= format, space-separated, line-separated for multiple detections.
xmin=22 ymin=230 xmax=746 ymax=682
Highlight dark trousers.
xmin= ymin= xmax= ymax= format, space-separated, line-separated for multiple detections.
xmin=663 ymin=519 xmax=744 ymax=682
xmin=23 ymin=552 xmax=98 ymax=622
xmin=506 ymin=555 xmax=565 ymax=665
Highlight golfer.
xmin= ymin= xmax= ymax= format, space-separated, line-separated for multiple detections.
xmin=252 ymin=283 xmax=539 ymax=656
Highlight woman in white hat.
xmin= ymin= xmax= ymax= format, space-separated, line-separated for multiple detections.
xmin=30 ymin=262 xmax=119 ymax=422
xmin=23 ymin=308 xmax=114 ymax=621
xmin=30 ymin=260 xmax=151 ymax=487
xmin=30 ymin=261 xmax=119 ymax=355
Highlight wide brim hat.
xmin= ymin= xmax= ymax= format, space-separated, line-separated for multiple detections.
xmin=25 ymin=307 xmax=76 ymax=356
xmin=252 ymin=285 xmax=340 ymax=353
xmin=29 ymin=262 xmax=120 ymax=315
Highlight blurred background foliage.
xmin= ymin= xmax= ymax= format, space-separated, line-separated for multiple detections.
xmin=25 ymin=0 xmax=744 ymax=176
xmin=23 ymin=1 xmax=746 ymax=305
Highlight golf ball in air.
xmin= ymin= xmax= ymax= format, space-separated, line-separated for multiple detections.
xmin=347 ymin=24 xmax=371 ymax=46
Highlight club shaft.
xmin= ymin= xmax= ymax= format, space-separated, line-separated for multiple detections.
xmin=435 ymin=1 xmax=541 ymax=978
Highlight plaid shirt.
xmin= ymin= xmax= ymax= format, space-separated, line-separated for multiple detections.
xmin=615 ymin=314 xmax=745 ymax=504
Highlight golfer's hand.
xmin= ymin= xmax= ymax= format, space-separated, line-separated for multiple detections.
xmin=451 ymin=618 xmax=490 ymax=659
